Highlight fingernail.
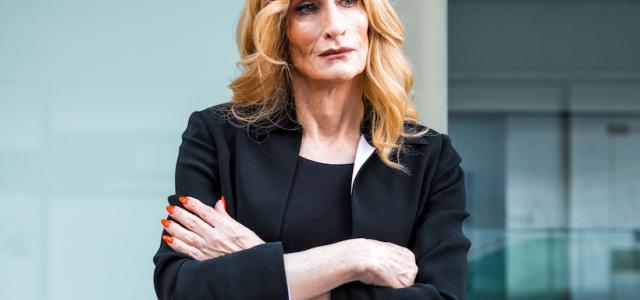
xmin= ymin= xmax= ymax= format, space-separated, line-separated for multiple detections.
xmin=161 ymin=219 xmax=170 ymax=228
xmin=162 ymin=235 xmax=174 ymax=244
xmin=166 ymin=205 xmax=175 ymax=214
xmin=179 ymin=196 xmax=189 ymax=205
xmin=221 ymin=195 xmax=226 ymax=210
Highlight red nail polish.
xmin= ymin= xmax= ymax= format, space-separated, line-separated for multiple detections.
xmin=221 ymin=195 xmax=226 ymax=210
xmin=179 ymin=196 xmax=189 ymax=205
xmin=161 ymin=219 xmax=170 ymax=228
xmin=162 ymin=235 xmax=174 ymax=244
xmin=166 ymin=205 xmax=175 ymax=214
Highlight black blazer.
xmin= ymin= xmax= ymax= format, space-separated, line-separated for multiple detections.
xmin=152 ymin=102 xmax=471 ymax=300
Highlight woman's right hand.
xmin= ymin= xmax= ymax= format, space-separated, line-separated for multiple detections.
xmin=345 ymin=238 xmax=418 ymax=289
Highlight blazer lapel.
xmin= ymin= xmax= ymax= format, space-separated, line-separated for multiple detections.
xmin=234 ymin=127 xmax=303 ymax=243
xmin=232 ymin=98 xmax=304 ymax=242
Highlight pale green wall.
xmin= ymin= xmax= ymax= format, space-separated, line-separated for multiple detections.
xmin=0 ymin=1 xmax=243 ymax=299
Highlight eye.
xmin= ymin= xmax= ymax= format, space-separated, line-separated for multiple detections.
xmin=340 ymin=0 xmax=358 ymax=7
xmin=295 ymin=2 xmax=318 ymax=14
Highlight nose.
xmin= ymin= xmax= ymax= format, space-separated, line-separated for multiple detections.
xmin=322 ymin=2 xmax=346 ymax=40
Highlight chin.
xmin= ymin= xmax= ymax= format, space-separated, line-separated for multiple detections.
xmin=317 ymin=74 xmax=358 ymax=82
xmin=313 ymin=68 xmax=364 ymax=82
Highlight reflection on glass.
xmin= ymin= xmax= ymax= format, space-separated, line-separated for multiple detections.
xmin=452 ymin=113 xmax=640 ymax=300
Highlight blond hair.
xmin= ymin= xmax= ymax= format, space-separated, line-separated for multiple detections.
xmin=228 ymin=0 xmax=428 ymax=173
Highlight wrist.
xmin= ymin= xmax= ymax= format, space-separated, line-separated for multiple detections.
xmin=330 ymin=238 xmax=365 ymax=282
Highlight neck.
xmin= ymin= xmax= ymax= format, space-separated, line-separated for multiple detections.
xmin=291 ymin=72 xmax=365 ymax=141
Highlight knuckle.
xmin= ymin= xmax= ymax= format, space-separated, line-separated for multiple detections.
xmin=205 ymin=205 xmax=216 ymax=215
xmin=203 ymin=231 xmax=217 ymax=243
xmin=229 ymin=225 xmax=242 ymax=236
xmin=171 ymin=243 xmax=182 ymax=253
xmin=209 ymin=215 xmax=222 ymax=227
xmin=207 ymin=235 xmax=222 ymax=248
xmin=185 ymin=235 xmax=195 ymax=246
xmin=404 ymin=248 xmax=415 ymax=258
xmin=220 ymin=219 xmax=232 ymax=228
xmin=233 ymin=235 xmax=249 ymax=248
xmin=192 ymin=236 xmax=204 ymax=248
xmin=185 ymin=220 xmax=196 ymax=230
xmin=230 ymin=234 xmax=241 ymax=244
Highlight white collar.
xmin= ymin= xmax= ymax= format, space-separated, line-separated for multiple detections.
xmin=351 ymin=134 xmax=376 ymax=194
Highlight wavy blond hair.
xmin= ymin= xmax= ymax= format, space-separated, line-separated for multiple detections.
xmin=228 ymin=0 xmax=428 ymax=173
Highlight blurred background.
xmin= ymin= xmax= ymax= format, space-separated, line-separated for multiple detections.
xmin=1 ymin=0 xmax=638 ymax=299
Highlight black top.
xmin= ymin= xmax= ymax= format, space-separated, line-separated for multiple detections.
xmin=281 ymin=155 xmax=354 ymax=254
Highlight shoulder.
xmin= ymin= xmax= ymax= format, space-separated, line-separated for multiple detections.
xmin=185 ymin=102 xmax=247 ymax=134
xmin=402 ymin=121 xmax=456 ymax=149
xmin=177 ymin=102 xmax=249 ymax=148
xmin=191 ymin=102 xmax=234 ymax=125
xmin=402 ymin=121 xmax=463 ymax=166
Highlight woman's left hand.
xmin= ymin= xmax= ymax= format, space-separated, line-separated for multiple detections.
xmin=161 ymin=195 xmax=266 ymax=261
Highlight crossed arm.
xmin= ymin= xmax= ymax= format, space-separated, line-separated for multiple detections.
xmin=152 ymin=111 xmax=470 ymax=300
xmin=158 ymin=191 xmax=417 ymax=300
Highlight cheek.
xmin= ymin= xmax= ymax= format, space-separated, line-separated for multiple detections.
xmin=288 ymin=24 xmax=318 ymax=61
xmin=351 ymin=11 xmax=369 ymax=64
xmin=347 ymin=10 xmax=369 ymax=47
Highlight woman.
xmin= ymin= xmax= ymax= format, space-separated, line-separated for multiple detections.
xmin=152 ymin=0 xmax=470 ymax=299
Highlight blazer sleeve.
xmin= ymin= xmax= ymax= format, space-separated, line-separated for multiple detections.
xmin=152 ymin=111 xmax=290 ymax=300
xmin=330 ymin=134 xmax=471 ymax=300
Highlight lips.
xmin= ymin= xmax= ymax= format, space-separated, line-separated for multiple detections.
xmin=319 ymin=47 xmax=354 ymax=57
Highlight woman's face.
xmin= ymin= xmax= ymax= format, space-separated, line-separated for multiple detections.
xmin=287 ymin=0 xmax=369 ymax=83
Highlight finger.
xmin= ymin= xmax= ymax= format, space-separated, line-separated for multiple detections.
xmin=215 ymin=197 xmax=229 ymax=216
xmin=167 ymin=205 xmax=214 ymax=239
xmin=392 ymin=262 xmax=414 ymax=287
xmin=162 ymin=218 xmax=207 ymax=249
xmin=163 ymin=235 xmax=207 ymax=261
xmin=381 ymin=265 xmax=406 ymax=289
xmin=179 ymin=196 xmax=225 ymax=227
